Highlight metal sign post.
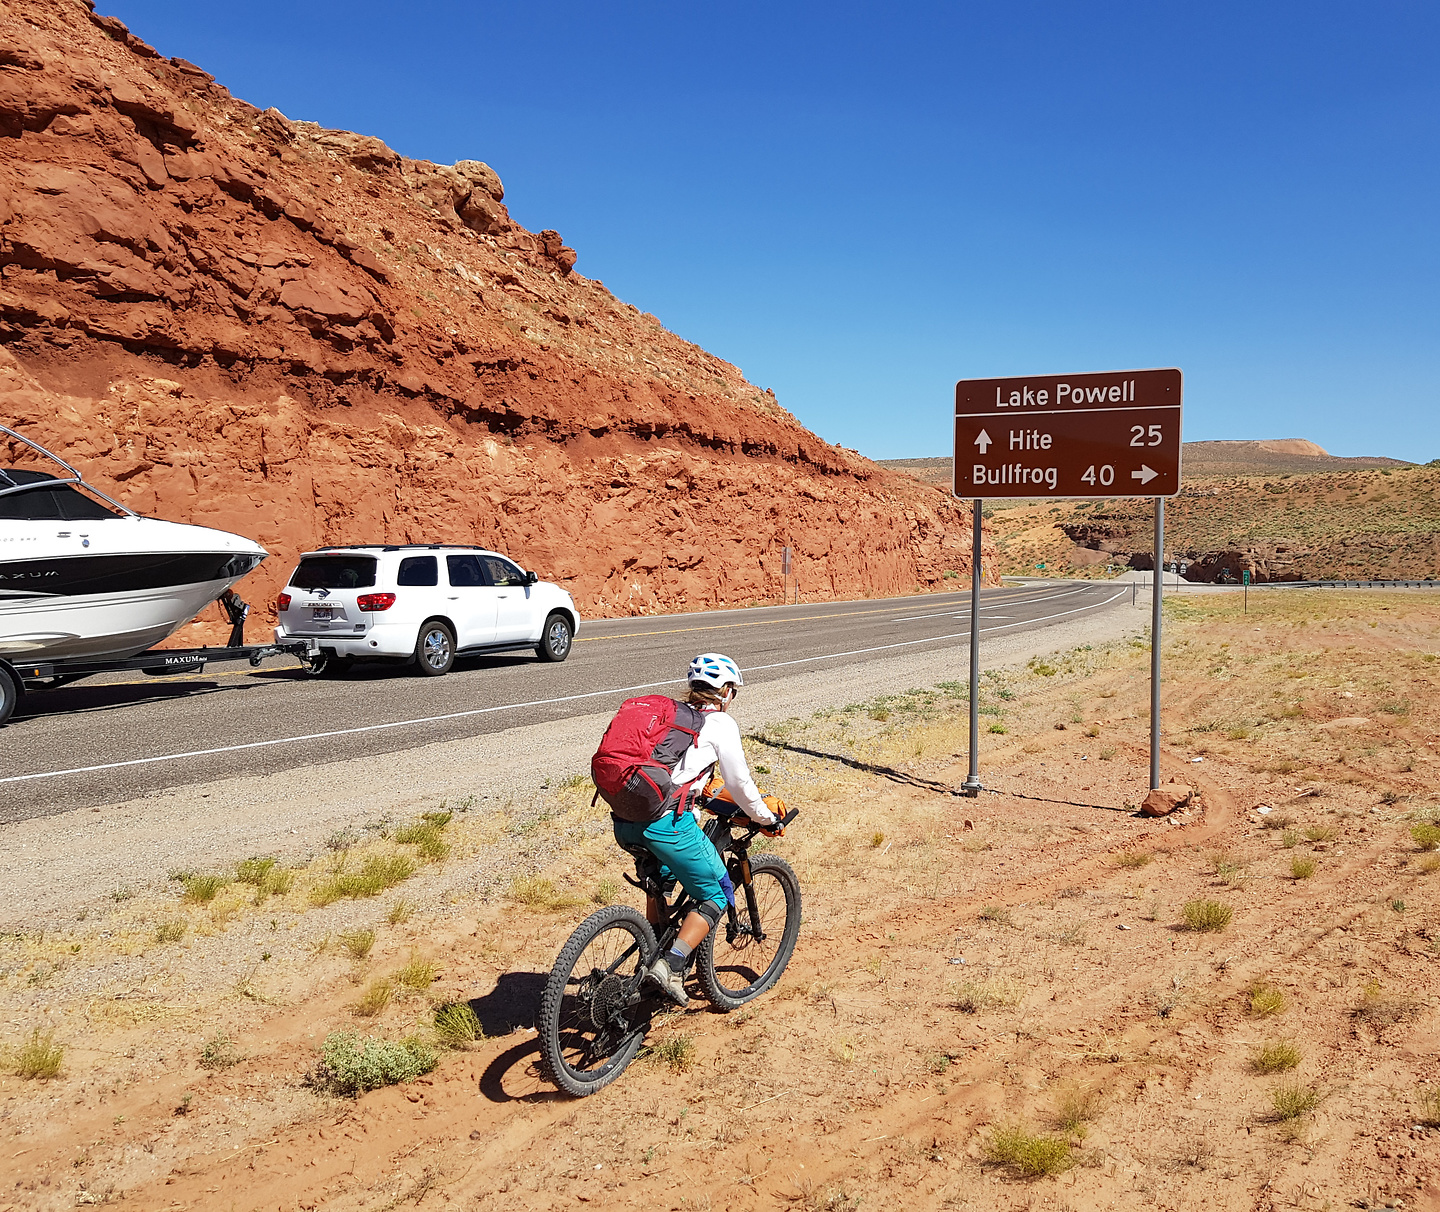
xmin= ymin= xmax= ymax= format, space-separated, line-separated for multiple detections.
xmin=1243 ymin=568 xmax=1250 ymax=613
xmin=952 ymin=368 xmax=1183 ymax=799
xmin=961 ymin=500 xmax=984 ymax=795
xmin=1151 ymin=499 xmax=1164 ymax=791
xmin=781 ymin=546 xmax=793 ymax=605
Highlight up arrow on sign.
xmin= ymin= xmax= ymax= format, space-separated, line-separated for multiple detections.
xmin=1131 ymin=465 xmax=1159 ymax=485
xmin=973 ymin=429 xmax=992 ymax=454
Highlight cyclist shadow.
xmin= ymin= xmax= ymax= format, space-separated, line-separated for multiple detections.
xmin=470 ymin=971 xmax=562 ymax=1104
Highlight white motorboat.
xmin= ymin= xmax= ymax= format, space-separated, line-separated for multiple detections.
xmin=0 ymin=425 xmax=268 ymax=663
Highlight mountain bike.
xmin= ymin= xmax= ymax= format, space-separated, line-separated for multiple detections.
xmin=537 ymin=798 xmax=801 ymax=1097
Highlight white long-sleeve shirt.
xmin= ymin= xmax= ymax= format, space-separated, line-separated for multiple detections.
xmin=671 ymin=707 xmax=777 ymax=825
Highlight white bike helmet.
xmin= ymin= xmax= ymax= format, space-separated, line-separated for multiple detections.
xmin=688 ymin=652 xmax=744 ymax=689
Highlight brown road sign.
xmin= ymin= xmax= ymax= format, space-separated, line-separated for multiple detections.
xmin=953 ymin=368 xmax=1182 ymax=500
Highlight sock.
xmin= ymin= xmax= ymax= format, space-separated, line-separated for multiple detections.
xmin=664 ymin=940 xmax=694 ymax=974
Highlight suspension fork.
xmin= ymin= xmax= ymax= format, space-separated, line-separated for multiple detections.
xmin=730 ymin=850 xmax=765 ymax=942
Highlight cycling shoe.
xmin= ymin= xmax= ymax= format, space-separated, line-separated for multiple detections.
xmin=646 ymin=958 xmax=689 ymax=1007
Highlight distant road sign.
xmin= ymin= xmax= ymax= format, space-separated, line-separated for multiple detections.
xmin=954 ymin=368 xmax=1182 ymax=499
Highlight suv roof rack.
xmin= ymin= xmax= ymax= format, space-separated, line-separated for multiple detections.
xmin=311 ymin=544 xmax=499 ymax=553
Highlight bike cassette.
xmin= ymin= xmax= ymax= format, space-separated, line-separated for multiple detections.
xmin=588 ymin=974 xmax=626 ymax=1030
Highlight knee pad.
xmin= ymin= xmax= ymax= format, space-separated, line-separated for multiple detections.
xmin=697 ymin=898 xmax=724 ymax=930
xmin=719 ymin=873 xmax=735 ymax=907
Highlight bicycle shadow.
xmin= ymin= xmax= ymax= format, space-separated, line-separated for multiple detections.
xmin=469 ymin=971 xmax=565 ymax=1104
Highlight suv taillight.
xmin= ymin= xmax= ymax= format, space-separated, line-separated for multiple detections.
xmin=277 ymin=593 xmax=291 ymax=612
xmin=357 ymin=593 xmax=396 ymax=612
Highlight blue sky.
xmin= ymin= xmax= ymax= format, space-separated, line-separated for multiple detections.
xmin=110 ymin=1 xmax=1438 ymax=461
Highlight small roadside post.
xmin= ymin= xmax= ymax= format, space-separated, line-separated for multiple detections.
xmin=781 ymin=546 xmax=793 ymax=605
xmin=1243 ymin=568 xmax=1250 ymax=613
xmin=953 ymin=368 xmax=1183 ymax=796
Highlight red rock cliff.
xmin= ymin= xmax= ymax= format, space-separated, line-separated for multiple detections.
xmin=0 ymin=0 xmax=988 ymax=635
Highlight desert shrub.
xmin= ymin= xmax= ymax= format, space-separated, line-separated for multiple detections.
xmin=1259 ymin=814 xmax=1294 ymax=831
xmin=386 ymin=899 xmax=413 ymax=925
xmin=986 ymin=1122 xmax=1072 ymax=1176
xmin=1181 ymin=900 xmax=1233 ymax=932
xmin=306 ymin=1031 xmax=437 ymax=1097
xmin=1281 ymin=830 xmax=1300 ymax=848
xmin=339 ymin=928 xmax=375 ymax=960
xmin=311 ymin=855 xmax=417 ymax=905
xmin=1290 ymin=857 xmax=1316 ymax=880
xmin=199 ymin=1033 xmax=242 ymax=1070
xmin=1271 ymin=1082 xmax=1321 ymax=1120
xmin=591 ymin=878 xmax=619 ymax=906
xmin=1251 ymin=1040 xmax=1302 ymax=1073
xmin=1053 ymin=1087 xmax=1100 ymax=1135
xmin=1302 ymin=826 xmax=1336 ymax=842
xmin=433 ymin=1002 xmax=483 ymax=1048
xmin=1115 ymin=852 xmax=1152 ymax=869
xmin=978 ymin=905 xmax=1013 ymax=927
xmin=7 ymin=1029 xmax=63 ymax=1080
xmin=1411 ymin=824 xmax=1440 ymax=851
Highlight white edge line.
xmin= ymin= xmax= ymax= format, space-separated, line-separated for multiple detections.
xmin=2 ymin=588 xmax=1129 ymax=787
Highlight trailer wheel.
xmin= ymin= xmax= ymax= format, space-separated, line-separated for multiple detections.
xmin=0 ymin=666 xmax=19 ymax=727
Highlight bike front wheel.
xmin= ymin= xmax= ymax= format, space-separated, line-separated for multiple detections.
xmin=696 ymin=854 xmax=801 ymax=1010
xmin=538 ymin=905 xmax=657 ymax=1097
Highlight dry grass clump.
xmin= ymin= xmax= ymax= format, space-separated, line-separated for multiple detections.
xmin=1410 ymin=824 xmax=1440 ymax=851
xmin=1353 ymin=978 xmax=1422 ymax=1026
xmin=1251 ymin=1040 xmax=1302 ymax=1073
xmin=1301 ymin=826 xmax=1336 ymax=843
xmin=354 ymin=979 xmax=393 ymax=1018
xmin=952 ymin=978 xmax=1022 ymax=1014
xmin=1290 ymin=856 xmax=1317 ymax=880
xmin=339 ymin=928 xmax=375 ymax=960
xmin=433 ymin=1002 xmax=483 ymax=1048
xmin=507 ymin=875 xmax=585 ymax=911
xmin=1259 ymin=814 xmax=1294 ymax=831
xmin=978 ymin=904 xmax=1013 ymax=927
xmin=311 ymin=855 xmax=417 ymax=906
xmin=386 ymin=899 xmax=413 ymax=925
xmin=1115 ymin=851 xmax=1152 ymax=869
xmin=1248 ymin=980 xmax=1286 ymax=1017
xmin=1270 ymin=1082 xmax=1321 ymax=1121
xmin=394 ymin=954 xmax=438 ymax=993
xmin=154 ymin=919 xmax=188 ymax=944
xmin=591 ymin=878 xmax=619 ymax=906
xmin=199 ymin=1033 xmax=242 ymax=1070
xmin=235 ymin=857 xmax=295 ymax=899
xmin=1208 ymin=853 xmax=1248 ymax=888
xmin=1053 ymin=1087 xmax=1100 ymax=1136
xmin=643 ymin=1034 xmax=696 ymax=1073
xmin=985 ymin=1121 xmax=1073 ymax=1176
xmin=181 ymin=873 xmax=230 ymax=904
xmin=1417 ymin=1086 xmax=1440 ymax=1128
xmin=392 ymin=811 xmax=453 ymax=861
xmin=1181 ymin=900 xmax=1233 ymax=932
xmin=5 ymin=1029 xmax=63 ymax=1080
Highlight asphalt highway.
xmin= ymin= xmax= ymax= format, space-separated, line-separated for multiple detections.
xmin=0 ymin=582 xmax=1127 ymax=821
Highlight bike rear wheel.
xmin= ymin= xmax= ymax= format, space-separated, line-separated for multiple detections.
xmin=538 ymin=905 xmax=656 ymax=1097
xmin=697 ymin=854 xmax=801 ymax=1010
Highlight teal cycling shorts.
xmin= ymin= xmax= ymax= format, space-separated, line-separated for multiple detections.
xmin=613 ymin=810 xmax=728 ymax=907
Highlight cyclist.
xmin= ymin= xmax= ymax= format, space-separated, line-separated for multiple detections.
xmin=611 ymin=652 xmax=786 ymax=1006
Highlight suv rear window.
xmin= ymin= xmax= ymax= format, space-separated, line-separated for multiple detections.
xmin=397 ymin=555 xmax=438 ymax=586
xmin=290 ymin=555 xmax=377 ymax=590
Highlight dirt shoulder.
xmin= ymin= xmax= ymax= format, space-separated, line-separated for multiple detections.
xmin=5 ymin=590 xmax=1440 ymax=1211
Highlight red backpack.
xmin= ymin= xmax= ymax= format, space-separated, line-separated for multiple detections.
xmin=591 ymin=695 xmax=707 ymax=823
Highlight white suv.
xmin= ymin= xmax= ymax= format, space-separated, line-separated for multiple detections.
xmin=273 ymin=545 xmax=580 ymax=676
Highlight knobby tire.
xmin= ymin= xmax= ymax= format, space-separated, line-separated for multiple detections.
xmin=538 ymin=904 xmax=656 ymax=1097
xmin=696 ymin=854 xmax=802 ymax=1010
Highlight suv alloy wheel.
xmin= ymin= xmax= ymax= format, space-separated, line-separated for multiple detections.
xmin=414 ymin=620 xmax=456 ymax=676
xmin=536 ymin=612 xmax=573 ymax=662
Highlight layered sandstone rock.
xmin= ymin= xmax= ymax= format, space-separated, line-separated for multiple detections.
xmin=0 ymin=0 xmax=987 ymax=635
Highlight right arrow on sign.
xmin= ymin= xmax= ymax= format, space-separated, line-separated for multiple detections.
xmin=1131 ymin=465 xmax=1159 ymax=485
xmin=974 ymin=429 xmax=992 ymax=454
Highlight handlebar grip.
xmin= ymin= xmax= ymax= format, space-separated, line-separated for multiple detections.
xmin=779 ymin=808 xmax=799 ymax=827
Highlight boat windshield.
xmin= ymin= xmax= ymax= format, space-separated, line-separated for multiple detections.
xmin=0 ymin=469 xmax=122 ymax=520
xmin=290 ymin=555 xmax=378 ymax=590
